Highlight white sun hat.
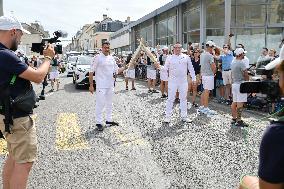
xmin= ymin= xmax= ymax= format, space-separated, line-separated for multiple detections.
xmin=235 ymin=48 xmax=247 ymax=56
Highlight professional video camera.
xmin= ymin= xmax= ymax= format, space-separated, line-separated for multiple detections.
xmin=240 ymin=63 xmax=280 ymax=101
xmin=31 ymin=30 xmax=68 ymax=54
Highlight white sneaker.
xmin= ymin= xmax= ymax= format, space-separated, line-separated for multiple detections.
xmin=187 ymin=102 xmax=192 ymax=110
xmin=164 ymin=117 xmax=170 ymax=123
xmin=203 ymin=108 xmax=217 ymax=116
xmin=181 ymin=117 xmax=193 ymax=123
xmin=197 ymin=106 xmax=205 ymax=114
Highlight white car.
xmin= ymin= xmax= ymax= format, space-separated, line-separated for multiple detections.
xmin=73 ymin=55 xmax=95 ymax=89
xmin=66 ymin=56 xmax=78 ymax=77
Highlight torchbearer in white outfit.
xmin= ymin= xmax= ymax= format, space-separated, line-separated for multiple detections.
xmin=164 ymin=43 xmax=196 ymax=123
xmin=89 ymin=41 xmax=124 ymax=131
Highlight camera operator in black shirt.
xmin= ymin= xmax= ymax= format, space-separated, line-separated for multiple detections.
xmin=0 ymin=16 xmax=55 ymax=189
xmin=239 ymin=45 xmax=284 ymax=189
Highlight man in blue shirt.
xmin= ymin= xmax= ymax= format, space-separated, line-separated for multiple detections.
xmin=214 ymin=44 xmax=234 ymax=104
xmin=0 ymin=16 xmax=55 ymax=189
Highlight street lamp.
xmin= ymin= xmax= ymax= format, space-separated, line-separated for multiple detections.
xmin=0 ymin=0 xmax=3 ymax=16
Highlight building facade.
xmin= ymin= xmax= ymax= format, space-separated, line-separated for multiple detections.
xmin=111 ymin=0 xmax=284 ymax=63
xmin=19 ymin=22 xmax=49 ymax=56
xmin=110 ymin=25 xmax=132 ymax=55
xmin=69 ymin=15 xmax=131 ymax=52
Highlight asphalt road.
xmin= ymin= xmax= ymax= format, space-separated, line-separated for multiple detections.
xmin=0 ymin=75 xmax=269 ymax=189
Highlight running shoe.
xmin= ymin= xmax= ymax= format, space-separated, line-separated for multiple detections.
xmin=231 ymin=119 xmax=237 ymax=125
xmin=235 ymin=120 xmax=249 ymax=127
xmin=187 ymin=102 xmax=192 ymax=110
xmin=161 ymin=94 xmax=167 ymax=98
xmin=202 ymin=108 xmax=217 ymax=116
xmin=106 ymin=121 xmax=119 ymax=127
xmin=96 ymin=124 xmax=104 ymax=131
xmin=181 ymin=117 xmax=193 ymax=123
xmin=152 ymin=90 xmax=159 ymax=93
xmin=192 ymin=102 xmax=199 ymax=108
xmin=164 ymin=117 xmax=170 ymax=123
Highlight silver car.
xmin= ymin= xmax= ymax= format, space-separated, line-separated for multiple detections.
xmin=66 ymin=56 xmax=78 ymax=77
xmin=72 ymin=55 xmax=95 ymax=89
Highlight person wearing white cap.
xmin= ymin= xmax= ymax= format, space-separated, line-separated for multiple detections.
xmin=164 ymin=42 xmax=196 ymax=123
xmin=0 ymin=16 xmax=55 ymax=189
xmin=230 ymin=48 xmax=249 ymax=127
xmin=239 ymin=44 xmax=284 ymax=189
xmin=198 ymin=41 xmax=217 ymax=116
xmin=159 ymin=46 xmax=169 ymax=98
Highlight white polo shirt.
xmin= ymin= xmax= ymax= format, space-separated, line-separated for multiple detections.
xmin=164 ymin=53 xmax=196 ymax=83
xmin=90 ymin=53 xmax=118 ymax=89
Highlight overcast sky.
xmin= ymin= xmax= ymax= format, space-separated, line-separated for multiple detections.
xmin=4 ymin=0 xmax=172 ymax=42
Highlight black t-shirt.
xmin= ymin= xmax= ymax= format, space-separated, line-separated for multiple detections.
xmin=191 ymin=58 xmax=201 ymax=75
xmin=258 ymin=121 xmax=284 ymax=184
xmin=0 ymin=43 xmax=31 ymax=117
xmin=159 ymin=54 xmax=163 ymax=65
xmin=147 ymin=57 xmax=154 ymax=65
xmin=33 ymin=60 xmax=38 ymax=67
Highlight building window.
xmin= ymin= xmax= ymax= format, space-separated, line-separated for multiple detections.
xmin=268 ymin=0 xmax=284 ymax=24
xmin=156 ymin=16 xmax=177 ymax=46
xmin=206 ymin=29 xmax=224 ymax=47
xmin=206 ymin=0 xmax=225 ymax=28
xmin=182 ymin=0 xmax=200 ymax=47
xmin=233 ymin=28 xmax=266 ymax=63
xmin=267 ymin=28 xmax=284 ymax=51
xmin=102 ymin=24 xmax=107 ymax=31
xmin=137 ymin=25 xmax=152 ymax=47
xmin=231 ymin=2 xmax=267 ymax=27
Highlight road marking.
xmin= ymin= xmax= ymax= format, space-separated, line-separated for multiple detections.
xmin=31 ymin=114 xmax=38 ymax=122
xmin=56 ymin=113 xmax=89 ymax=151
xmin=0 ymin=114 xmax=38 ymax=155
xmin=0 ymin=139 xmax=8 ymax=155
xmin=110 ymin=127 xmax=147 ymax=146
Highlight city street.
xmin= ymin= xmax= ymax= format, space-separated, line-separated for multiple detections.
xmin=0 ymin=75 xmax=268 ymax=189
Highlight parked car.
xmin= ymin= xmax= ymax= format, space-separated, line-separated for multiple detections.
xmin=73 ymin=55 xmax=95 ymax=89
xmin=66 ymin=56 xmax=78 ymax=77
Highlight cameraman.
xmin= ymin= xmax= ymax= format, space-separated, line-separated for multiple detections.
xmin=239 ymin=45 xmax=284 ymax=189
xmin=0 ymin=16 xmax=55 ymax=189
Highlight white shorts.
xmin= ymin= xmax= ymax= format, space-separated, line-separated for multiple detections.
xmin=202 ymin=76 xmax=214 ymax=90
xmin=232 ymin=83 xmax=247 ymax=102
xmin=147 ymin=69 xmax=156 ymax=80
xmin=126 ymin=69 xmax=135 ymax=79
xmin=222 ymin=70 xmax=232 ymax=85
xmin=50 ymin=71 xmax=59 ymax=80
xmin=160 ymin=70 xmax=168 ymax=81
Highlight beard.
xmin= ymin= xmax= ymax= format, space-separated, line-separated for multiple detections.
xmin=10 ymin=37 xmax=18 ymax=51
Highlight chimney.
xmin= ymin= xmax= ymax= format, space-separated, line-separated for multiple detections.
xmin=127 ymin=16 xmax=130 ymax=23
xmin=103 ymin=14 xmax=107 ymax=20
